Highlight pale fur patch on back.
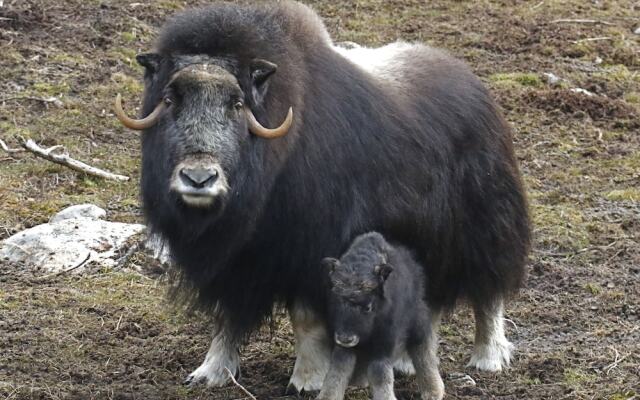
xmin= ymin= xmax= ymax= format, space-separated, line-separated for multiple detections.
xmin=332 ymin=42 xmax=416 ymax=87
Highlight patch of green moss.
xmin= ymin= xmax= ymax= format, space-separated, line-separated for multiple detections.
xmin=584 ymin=283 xmax=602 ymax=295
xmin=111 ymin=72 xmax=143 ymax=95
xmin=120 ymin=31 xmax=137 ymax=43
xmin=609 ymin=391 xmax=637 ymax=400
xmin=50 ymin=53 xmax=89 ymax=65
xmin=32 ymin=81 xmax=71 ymax=96
xmin=606 ymin=188 xmax=640 ymax=202
xmin=108 ymin=47 xmax=140 ymax=68
xmin=488 ymin=72 xmax=543 ymax=89
xmin=563 ymin=368 xmax=594 ymax=386
xmin=159 ymin=1 xmax=184 ymax=10
xmin=623 ymin=92 xmax=640 ymax=104
xmin=520 ymin=376 xmax=542 ymax=385
xmin=597 ymin=65 xmax=640 ymax=84
xmin=531 ymin=202 xmax=590 ymax=251
xmin=0 ymin=48 xmax=25 ymax=63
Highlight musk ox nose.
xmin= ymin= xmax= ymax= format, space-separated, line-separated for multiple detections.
xmin=334 ymin=333 xmax=359 ymax=348
xmin=179 ymin=167 xmax=218 ymax=189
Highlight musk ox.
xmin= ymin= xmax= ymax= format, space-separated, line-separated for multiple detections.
xmin=114 ymin=1 xmax=530 ymax=391
xmin=320 ymin=232 xmax=443 ymax=400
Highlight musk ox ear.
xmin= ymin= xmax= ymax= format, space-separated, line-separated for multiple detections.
xmin=374 ymin=264 xmax=393 ymax=282
xmin=136 ymin=53 xmax=162 ymax=74
xmin=322 ymin=257 xmax=340 ymax=274
xmin=249 ymin=59 xmax=277 ymax=104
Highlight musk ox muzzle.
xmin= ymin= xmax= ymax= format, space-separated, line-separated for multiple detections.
xmin=170 ymin=155 xmax=228 ymax=208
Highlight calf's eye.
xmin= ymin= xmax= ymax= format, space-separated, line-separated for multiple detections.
xmin=364 ymin=303 xmax=373 ymax=313
xmin=234 ymin=101 xmax=244 ymax=110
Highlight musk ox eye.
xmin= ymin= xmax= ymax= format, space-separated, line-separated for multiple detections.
xmin=233 ymin=101 xmax=244 ymax=110
xmin=163 ymin=96 xmax=173 ymax=105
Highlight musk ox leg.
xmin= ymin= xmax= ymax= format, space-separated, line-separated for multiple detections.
xmin=467 ymin=299 xmax=513 ymax=372
xmin=287 ymin=304 xmax=332 ymax=394
xmin=184 ymin=326 xmax=240 ymax=387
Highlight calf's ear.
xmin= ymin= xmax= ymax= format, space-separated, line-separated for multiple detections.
xmin=136 ymin=53 xmax=162 ymax=74
xmin=249 ymin=59 xmax=278 ymax=105
xmin=374 ymin=264 xmax=393 ymax=282
xmin=322 ymin=257 xmax=340 ymax=274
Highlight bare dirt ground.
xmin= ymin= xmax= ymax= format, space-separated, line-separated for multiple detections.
xmin=1 ymin=1 xmax=639 ymax=399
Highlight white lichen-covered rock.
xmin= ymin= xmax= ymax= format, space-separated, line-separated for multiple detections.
xmin=50 ymin=203 xmax=107 ymax=223
xmin=0 ymin=205 xmax=145 ymax=274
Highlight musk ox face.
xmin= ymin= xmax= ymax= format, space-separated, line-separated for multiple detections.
xmin=163 ymin=63 xmax=245 ymax=209
xmin=323 ymin=249 xmax=393 ymax=348
xmin=114 ymin=54 xmax=293 ymax=213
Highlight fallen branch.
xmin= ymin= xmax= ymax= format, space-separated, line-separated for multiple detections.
xmin=225 ymin=367 xmax=256 ymax=400
xmin=35 ymin=252 xmax=92 ymax=281
xmin=0 ymin=96 xmax=64 ymax=108
xmin=571 ymin=36 xmax=613 ymax=44
xmin=0 ymin=138 xmax=24 ymax=153
xmin=16 ymin=139 xmax=130 ymax=181
xmin=551 ymin=18 xmax=615 ymax=26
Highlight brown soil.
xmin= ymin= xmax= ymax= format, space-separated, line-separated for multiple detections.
xmin=1 ymin=1 xmax=639 ymax=399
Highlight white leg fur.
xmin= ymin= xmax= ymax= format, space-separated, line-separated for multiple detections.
xmin=467 ymin=299 xmax=513 ymax=372
xmin=185 ymin=327 xmax=240 ymax=387
xmin=288 ymin=304 xmax=332 ymax=392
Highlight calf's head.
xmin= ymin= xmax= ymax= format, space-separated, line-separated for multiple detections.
xmin=324 ymin=249 xmax=393 ymax=348
xmin=114 ymin=54 xmax=292 ymax=211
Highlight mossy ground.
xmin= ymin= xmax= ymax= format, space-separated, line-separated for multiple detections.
xmin=1 ymin=0 xmax=639 ymax=399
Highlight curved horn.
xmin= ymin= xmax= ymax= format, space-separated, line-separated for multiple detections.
xmin=244 ymin=106 xmax=293 ymax=139
xmin=114 ymin=94 xmax=166 ymax=130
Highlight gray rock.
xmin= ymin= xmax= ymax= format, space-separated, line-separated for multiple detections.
xmin=50 ymin=204 xmax=106 ymax=223
xmin=447 ymin=372 xmax=476 ymax=387
xmin=634 ymin=26 xmax=640 ymax=35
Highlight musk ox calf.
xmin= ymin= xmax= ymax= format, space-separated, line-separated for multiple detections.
xmin=114 ymin=0 xmax=530 ymax=391
xmin=320 ymin=232 xmax=443 ymax=400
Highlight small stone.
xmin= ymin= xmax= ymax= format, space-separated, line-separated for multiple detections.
xmin=570 ymin=88 xmax=595 ymax=97
xmin=50 ymin=204 xmax=107 ymax=223
xmin=594 ymin=57 xmax=603 ymax=65
xmin=448 ymin=372 xmax=476 ymax=387
xmin=634 ymin=26 xmax=640 ymax=35
xmin=543 ymin=72 xmax=562 ymax=86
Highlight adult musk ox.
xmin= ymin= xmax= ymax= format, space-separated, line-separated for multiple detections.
xmin=115 ymin=1 xmax=530 ymax=391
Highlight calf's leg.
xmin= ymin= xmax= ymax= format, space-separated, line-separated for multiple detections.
xmin=367 ymin=360 xmax=396 ymax=400
xmin=316 ymin=347 xmax=357 ymax=400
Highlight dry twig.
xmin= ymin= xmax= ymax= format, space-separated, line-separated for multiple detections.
xmin=0 ymin=96 xmax=64 ymax=107
xmin=0 ymin=138 xmax=24 ymax=153
xmin=35 ymin=252 xmax=92 ymax=282
xmin=10 ymin=138 xmax=130 ymax=181
xmin=225 ymin=367 xmax=257 ymax=400
xmin=571 ymin=37 xmax=613 ymax=44
xmin=114 ymin=238 xmax=145 ymax=269
xmin=551 ymin=18 xmax=615 ymax=26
